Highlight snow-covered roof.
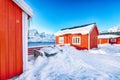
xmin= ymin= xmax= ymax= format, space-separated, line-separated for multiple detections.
xmin=55 ymin=23 xmax=96 ymax=36
xmin=98 ymin=34 xmax=120 ymax=39
xmin=13 ymin=0 xmax=33 ymax=17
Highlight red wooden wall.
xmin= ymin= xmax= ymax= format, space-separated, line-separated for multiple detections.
xmin=117 ymin=37 xmax=120 ymax=44
xmin=71 ymin=34 xmax=89 ymax=49
xmin=0 ymin=0 xmax=23 ymax=79
xmin=98 ymin=39 xmax=101 ymax=44
xmin=55 ymin=36 xmax=59 ymax=44
xmin=90 ymin=26 xmax=98 ymax=49
xmin=98 ymin=39 xmax=109 ymax=44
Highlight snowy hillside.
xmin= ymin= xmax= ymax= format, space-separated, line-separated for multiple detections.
xmin=16 ymin=44 xmax=120 ymax=80
xmin=28 ymin=29 xmax=55 ymax=42
xmin=108 ymin=26 xmax=120 ymax=32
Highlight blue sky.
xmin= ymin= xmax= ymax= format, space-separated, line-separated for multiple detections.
xmin=25 ymin=0 xmax=120 ymax=33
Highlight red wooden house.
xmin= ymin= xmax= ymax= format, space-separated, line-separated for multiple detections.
xmin=0 ymin=0 xmax=33 ymax=79
xmin=55 ymin=23 xmax=99 ymax=49
xmin=98 ymin=34 xmax=120 ymax=44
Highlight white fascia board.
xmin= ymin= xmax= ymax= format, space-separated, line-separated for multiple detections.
xmin=13 ymin=0 xmax=33 ymax=17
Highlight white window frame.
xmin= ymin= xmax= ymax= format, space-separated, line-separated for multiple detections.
xmin=72 ymin=36 xmax=81 ymax=45
xmin=110 ymin=38 xmax=116 ymax=42
xmin=59 ymin=37 xmax=64 ymax=44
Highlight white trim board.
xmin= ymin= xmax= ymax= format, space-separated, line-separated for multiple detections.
xmin=88 ymin=33 xmax=90 ymax=49
xmin=13 ymin=0 xmax=33 ymax=17
xmin=22 ymin=12 xmax=28 ymax=71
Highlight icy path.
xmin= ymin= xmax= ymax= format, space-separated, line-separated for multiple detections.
xmin=16 ymin=44 xmax=120 ymax=80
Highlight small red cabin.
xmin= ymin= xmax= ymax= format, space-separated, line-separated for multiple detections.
xmin=0 ymin=0 xmax=33 ymax=80
xmin=98 ymin=34 xmax=120 ymax=44
xmin=55 ymin=23 xmax=99 ymax=49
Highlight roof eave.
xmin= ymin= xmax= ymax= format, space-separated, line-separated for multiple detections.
xmin=13 ymin=0 xmax=33 ymax=17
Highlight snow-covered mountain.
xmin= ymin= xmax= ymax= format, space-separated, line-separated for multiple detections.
xmin=108 ymin=26 xmax=120 ymax=32
xmin=28 ymin=29 xmax=55 ymax=42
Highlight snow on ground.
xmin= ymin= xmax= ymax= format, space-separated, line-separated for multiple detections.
xmin=16 ymin=44 xmax=120 ymax=80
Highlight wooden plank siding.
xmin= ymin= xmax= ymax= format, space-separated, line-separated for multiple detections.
xmin=90 ymin=26 xmax=98 ymax=49
xmin=71 ymin=34 xmax=88 ymax=50
xmin=15 ymin=3 xmax=23 ymax=76
xmin=0 ymin=0 xmax=23 ymax=79
xmin=117 ymin=38 xmax=120 ymax=44
xmin=100 ymin=39 xmax=109 ymax=44
xmin=0 ymin=0 xmax=8 ymax=79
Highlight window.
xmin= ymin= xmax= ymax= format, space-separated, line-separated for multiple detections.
xmin=110 ymin=38 xmax=116 ymax=42
xmin=72 ymin=36 xmax=81 ymax=44
xmin=59 ymin=37 xmax=64 ymax=44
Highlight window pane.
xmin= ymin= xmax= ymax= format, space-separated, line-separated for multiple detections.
xmin=59 ymin=37 xmax=64 ymax=43
xmin=72 ymin=36 xmax=81 ymax=44
xmin=78 ymin=38 xmax=79 ymax=43
xmin=110 ymin=38 xmax=116 ymax=42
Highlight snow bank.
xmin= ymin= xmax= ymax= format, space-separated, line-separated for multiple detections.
xmin=16 ymin=44 xmax=120 ymax=80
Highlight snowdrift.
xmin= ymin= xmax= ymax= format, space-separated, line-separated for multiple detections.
xmin=16 ymin=44 xmax=120 ymax=80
